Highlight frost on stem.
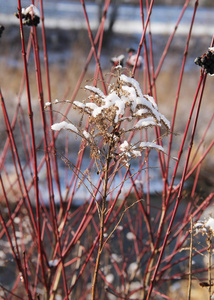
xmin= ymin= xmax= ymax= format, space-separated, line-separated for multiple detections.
xmin=51 ymin=74 xmax=170 ymax=164
xmin=15 ymin=5 xmax=40 ymax=27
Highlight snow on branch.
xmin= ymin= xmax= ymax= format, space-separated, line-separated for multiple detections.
xmin=51 ymin=73 xmax=170 ymax=162
xmin=73 ymin=75 xmax=170 ymax=134
xmin=139 ymin=142 xmax=165 ymax=152
xmin=51 ymin=121 xmax=78 ymax=133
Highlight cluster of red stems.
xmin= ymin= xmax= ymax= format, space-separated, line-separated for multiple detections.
xmin=0 ymin=0 xmax=214 ymax=299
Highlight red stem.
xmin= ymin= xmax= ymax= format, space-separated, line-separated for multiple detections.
xmin=146 ymin=70 xmax=206 ymax=299
xmin=17 ymin=0 xmax=47 ymax=290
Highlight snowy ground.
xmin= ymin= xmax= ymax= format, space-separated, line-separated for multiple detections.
xmin=1 ymin=2 xmax=214 ymax=35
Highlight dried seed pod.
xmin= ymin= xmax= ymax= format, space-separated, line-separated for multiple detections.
xmin=194 ymin=47 xmax=214 ymax=75
xmin=15 ymin=5 xmax=40 ymax=27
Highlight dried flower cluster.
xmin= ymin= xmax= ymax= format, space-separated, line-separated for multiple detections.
xmin=194 ymin=217 xmax=214 ymax=236
xmin=51 ymin=74 xmax=170 ymax=166
xmin=194 ymin=47 xmax=214 ymax=75
xmin=15 ymin=5 xmax=40 ymax=27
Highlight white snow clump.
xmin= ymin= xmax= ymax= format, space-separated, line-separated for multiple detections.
xmin=22 ymin=5 xmax=40 ymax=18
xmin=51 ymin=121 xmax=78 ymax=133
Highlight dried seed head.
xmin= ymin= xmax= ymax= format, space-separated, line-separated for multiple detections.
xmin=195 ymin=48 xmax=214 ymax=75
xmin=51 ymin=73 xmax=170 ymax=164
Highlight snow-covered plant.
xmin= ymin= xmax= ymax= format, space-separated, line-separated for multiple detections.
xmin=51 ymin=73 xmax=170 ymax=168
xmin=50 ymin=71 xmax=170 ymax=299
xmin=15 ymin=4 xmax=40 ymax=26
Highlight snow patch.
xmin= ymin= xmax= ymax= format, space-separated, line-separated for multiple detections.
xmin=51 ymin=121 xmax=78 ymax=133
